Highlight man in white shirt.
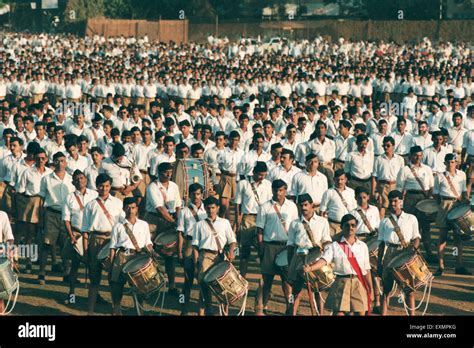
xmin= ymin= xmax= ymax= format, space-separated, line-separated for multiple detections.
xmin=108 ymin=197 xmax=153 ymax=315
xmin=377 ymin=190 xmax=421 ymax=316
xmin=345 ymin=134 xmax=374 ymax=193
xmin=308 ymin=121 xmax=336 ymax=184
xmin=412 ymin=121 xmax=433 ymax=150
xmin=267 ymin=149 xmax=301 ymax=196
xmin=303 ymin=213 xmax=373 ymax=316
xmin=235 ymin=162 xmax=272 ymax=278
xmin=256 ymin=179 xmax=299 ymax=315
xmin=192 ymin=196 xmax=236 ymax=316
xmin=423 ymin=131 xmax=451 ymax=176
xmin=287 ymin=194 xmax=332 ymax=316
xmin=390 ymin=117 xmax=413 ymax=164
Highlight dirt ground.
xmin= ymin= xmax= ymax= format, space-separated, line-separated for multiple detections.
xmin=6 ymin=217 xmax=474 ymax=317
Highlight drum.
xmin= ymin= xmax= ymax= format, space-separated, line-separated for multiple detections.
xmin=122 ymin=255 xmax=165 ymax=297
xmin=304 ymin=249 xmax=335 ymax=291
xmin=0 ymin=259 xmax=18 ymax=300
xmin=153 ymin=232 xmax=178 ymax=257
xmin=415 ymin=199 xmax=438 ymax=223
xmin=388 ymin=250 xmax=433 ymax=292
xmin=173 ymin=159 xmax=211 ymax=204
xmin=97 ymin=241 xmax=111 ymax=268
xmin=365 ymin=236 xmax=380 ymax=273
xmin=203 ymin=261 xmax=248 ymax=305
xmin=447 ymin=204 xmax=474 ymax=241
xmin=274 ymin=249 xmax=289 ymax=278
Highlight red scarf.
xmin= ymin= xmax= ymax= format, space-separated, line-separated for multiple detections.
xmin=337 ymin=241 xmax=371 ymax=315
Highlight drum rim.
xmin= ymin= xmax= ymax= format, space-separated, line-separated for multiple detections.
xmin=122 ymin=255 xmax=152 ymax=273
xmin=154 ymin=232 xmax=178 ymax=245
xmin=304 ymin=249 xmax=322 ymax=265
xmin=388 ymin=250 xmax=417 ymax=268
xmin=97 ymin=242 xmax=111 ymax=260
xmin=447 ymin=204 xmax=471 ymax=219
xmin=415 ymin=199 xmax=438 ymax=213
xmin=203 ymin=261 xmax=231 ymax=282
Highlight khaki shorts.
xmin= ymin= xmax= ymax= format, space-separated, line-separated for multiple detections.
xmin=43 ymin=209 xmax=65 ymax=246
xmin=219 ymin=174 xmax=237 ymax=199
xmin=197 ymin=250 xmax=219 ymax=283
xmin=376 ymin=182 xmax=396 ymax=209
xmin=325 ymin=276 xmax=368 ymax=313
xmin=144 ymin=212 xmax=175 ymax=240
xmin=16 ymin=195 xmax=42 ymax=224
xmin=240 ymin=214 xmax=257 ymax=247
xmin=347 ymin=178 xmax=371 ymax=193
xmin=260 ymin=242 xmax=286 ymax=277
xmin=436 ymin=199 xmax=458 ymax=230
xmin=381 ymin=245 xmax=405 ymax=293
xmin=88 ymin=233 xmax=111 ymax=285
xmin=0 ymin=185 xmax=15 ymax=217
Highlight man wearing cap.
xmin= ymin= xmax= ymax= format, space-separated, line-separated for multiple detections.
xmin=377 ymin=190 xmax=421 ymax=316
xmin=81 ymin=173 xmax=123 ymax=314
xmin=256 ymin=179 xmax=298 ymax=315
xmin=434 ymin=153 xmax=471 ymax=276
xmin=290 ymin=153 xmax=328 ymax=213
xmin=145 ymin=161 xmax=182 ymax=296
xmin=235 ymin=162 xmax=272 ymax=278
xmin=287 ymin=193 xmax=332 ymax=315
xmin=100 ymin=143 xmax=141 ymax=201
xmin=397 ymin=145 xmax=435 ymax=262
xmin=193 ymin=196 xmax=236 ymax=316
xmin=320 ymin=169 xmax=357 ymax=237
xmin=37 ymin=152 xmax=75 ymax=285
xmin=109 ymin=197 xmax=154 ymax=315
xmin=303 ymin=213 xmax=373 ymax=316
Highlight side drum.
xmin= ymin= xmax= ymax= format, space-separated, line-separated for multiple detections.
xmin=203 ymin=261 xmax=248 ymax=305
xmin=122 ymin=255 xmax=166 ymax=297
xmin=304 ymin=248 xmax=336 ymax=291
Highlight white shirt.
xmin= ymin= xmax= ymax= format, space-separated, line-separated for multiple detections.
xmin=462 ymin=130 xmax=474 ymax=156
xmin=217 ymin=147 xmax=245 ymax=175
xmin=391 ymin=131 xmax=414 ymax=156
xmin=268 ymin=165 xmax=301 ymax=193
xmin=81 ymin=195 xmax=124 ymax=233
xmin=412 ymin=134 xmax=433 ymax=150
xmin=39 ymin=172 xmax=75 ymax=210
xmin=321 ymin=237 xmax=371 ymax=275
xmin=16 ymin=166 xmax=53 ymax=196
xmin=148 ymin=152 xmax=176 ymax=178
xmin=397 ymin=164 xmax=434 ymax=192
xmin=66 ymin=154 xmax=90 ymax=176
xmin=308 ymin=137 xmax=336 ymax=163
xmin=433 ymin=170 xmax=467 ymax=198
xmin=100 ymin=157 xmax=131 ymax=188
xmin=344 ymin=151 xmax=374 ymax=180
xmin=235 ymin=178 xmax=273 ymax=215
xmin=256 ymin=199 xmax=299 ymax=242
xmin=378 ymin=212 xmax=421 ymax=245
xmin=45 ymin=141 xmax=66 ymax=160
xmin=110 ymin=218 xmax=152 ymax=250
xmin=350 ymin=205 xmax=381 ymax=235
xmin=423 ymin=146 xmax=451 ymax=175
xmin=240 ymin=150 xmax=271 ymax=177
xmin=146 ymin=180 xmax=182 ymax=214
xmin=62 ymin=189 xmax=99 ymax=230
xmin=0 ymin=211 xmax=13 ymax=243
xmin=177 ymin=203 xmax=208 ymax=238
xmin=448 ymin=127 xmax=466 ymax=152
xmin=290 ymin=170 xmax=328 ymax=205
xmin=320 ymin=187 xmax=357 ymax=222
xmin=334 ymin=135 xmax=353 ymax=161
xmin=0 ymin=153 xmax=25 ymax=185
xmin=192 ymin=217 xmax=236 ymax=251
xmin=287 ymin=214 xmax=332 ymax=254
xmin=372 ymin=154 xmax=405 ymax=181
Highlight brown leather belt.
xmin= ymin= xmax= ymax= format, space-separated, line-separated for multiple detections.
xmin=201 ymin=249 xmax=219 ymax=254
xmin=388 ymin=243 xmax=403 ymax=248
xmin=221 ymin=170 xmax=237 ymax=177
xmin=140 ymin=170 xmax=148 ymax=174
xmin=92 ymin=231 xmax=112 ymax=236
xmin=338 ymin=274 xmax=357 ymax=279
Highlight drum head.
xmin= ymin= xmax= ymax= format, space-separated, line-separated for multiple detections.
xmin=305 ymin=248 xmax=322 ymax=265
xmin=97 ymin=241 xmax=111 ymax=260
xmin=447 ymin=204 xmax=470 ymax=220
xmin=155 ymin=232 xmax=177 ymax=246
xmin=415 ymin=199 xmax=438 ymax=214
xmin=388 ymin=250 xmax=414 ymax=269
xmin=173 ymin=159 xmax=209 ymax=201
xmin=122 ymin=255 xmax=151 ymax=273
xmin=203 ymin=261 xmax=230 ymax=282
xmin=275 ymin=249 xmax=288 ymax=267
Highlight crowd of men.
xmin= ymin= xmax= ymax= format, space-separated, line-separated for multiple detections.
xmin=0 ymin=32 xmax=473 ymax=316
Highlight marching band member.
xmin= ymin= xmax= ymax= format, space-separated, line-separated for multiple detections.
xmin=287 ymin=194 xmax=332 ymax=315
xmin=82 ymin=174 xmax=124 ymax=315
xmin=235 ymin=161 xmax=272 ymax=278
xmin=256 ymin=179 xmax=299 ymax=315
xmin=176 ymin=183 xmax=207 ymax=315
xmin=377 ymin=190 xmax=421 ymax=316
xmin=145 ymin=162 xmax=182 ymax=296
xmin=396 ymin=146 xmax=436 ymax=262
xmin=434 ymin=153 xmax=471 ymax=276
xmin=109 ymin=197 xmax=153 ymax=315
xmin=62 ymin=170 xmax=98 ymax=304
xmin=193 ymin=196 xmax=236 ymax=316
xmin=38 ymin=152 xmax=75 ymax=285
xmin=320 ymin=169 xmax=357 ymax=237
xmin=303 ymin=214 xmax=373 ymax=316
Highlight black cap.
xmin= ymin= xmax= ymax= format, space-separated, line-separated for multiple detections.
xmin=112 ymin=143 xmax=126 ymax=157
xmin=254 ymin=161 xmax=268 ymax=173
xmin=388 ymin=190 xmax=403 ymax=200
xmin=410 ymin=146 xmax=423 ymax=155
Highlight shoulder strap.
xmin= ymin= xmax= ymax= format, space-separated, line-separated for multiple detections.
xmin=394 ymin=133 xmax=405 ymax=153
xmin=272 ymin=203 xmax=288 ymax=233
xmin=189 ymin=205 xmax=201 ymax=222
xmin=204 ymin=218 xmax=223 ymax=254
xmin=301 ymin=219 xmax=319 ymax=249
xmin=334 ymin=189 xmax=349 ymax=210
xmin=444 ymin=173 xmax=460 ymax=199
xmin=123 ymin=222 xmax=141 ymax=251
xmin=387 ymin=215 xmax=408 ymax=248
xmin=409 ymin=166 xmax=428 ymax=198
xmin=250 ymin=181 xmax=261 ymax=206
xmin=96 ymin=198 xmax=114 ymax=229
xmin=356 ymin=207 xmax=375 ymax=233
xmin=74 ymin=192 xmax=85 ymax=210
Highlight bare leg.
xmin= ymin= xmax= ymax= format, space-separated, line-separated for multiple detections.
xmin=219 ymin=198 xmax=229 ymax=219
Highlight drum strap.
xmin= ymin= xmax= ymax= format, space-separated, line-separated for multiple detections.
xmin=272 ymin=203 xmax=287 ymax=233
xmin=205 ymin=218 xmax=223 ymax=254
xmin=217 ymin=116 xmax=225 ymax=131
xmin=337 ymin=241 xmax=371 ymax=315
xmin=409 ymin=166 xmax=429 ymax=198
xmin=336 ymin=140 xmax=349 ymax=161
xmin=74 ymin=192 xmax=85 ymax=210
xmin=444 ymin=173 xmax=460 ymax=200
xmin=334 ymin=189 xmax=349 ymax=211
xmin=189 ymin=204 xmax=202 ymax=222
xmin=394 ymin=133 xmax=405 ymax=154
xmin=388 ymin=215 xmax=408 ymax=248
xmin=356 ymin=207 xmax=375 ymax=234
xmin=158 ymin=185 xmax=170 ymax=210
xmin=250 ymin=181 xmax=261 ymax=206
xmin=123 ymin=223 xmax=141 ymax=251
xmin=301 ymin=219 xmax=320 ymax=249
xmin=96 ymin=198 xmax=114 ymax=229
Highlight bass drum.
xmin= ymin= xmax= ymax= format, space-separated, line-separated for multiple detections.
xmin=173 ymin=159 xmax=211 ymax=204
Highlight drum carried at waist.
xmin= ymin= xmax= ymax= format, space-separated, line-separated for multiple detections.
xmin=447 ymin=204 xmax=473 ymax=241
xmin=173 ymin=158 xmax=211 ymax=204
xmin=304 ymin=248 xmax=336 ymax=291
xmin=153 ymin=232 xmax=178 ymax=257
xmin=365 ymin=236 xmax=380 ymax=274
xmin=388 ymin=250 xmax=433 ymax=292
xmin=122 ymin=254 xmax=166 ymax=297
xmin=415 ymin=199 xmax=438 ymax=223
xmin=0 ymin=259 xmax=18 ymax=300
xmin=203 ymin=261 xmax=248 ymax=305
